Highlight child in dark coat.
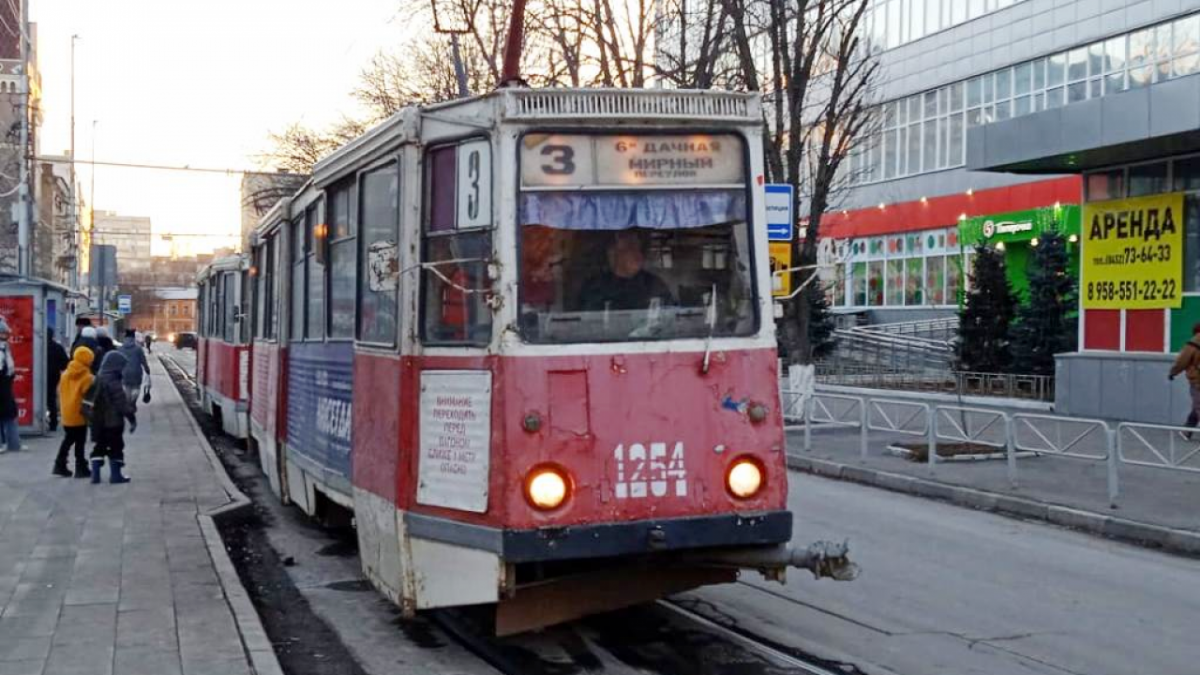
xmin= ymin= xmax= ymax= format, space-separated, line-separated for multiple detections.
xmin=90 ymin=351 xmax=137 ymax=484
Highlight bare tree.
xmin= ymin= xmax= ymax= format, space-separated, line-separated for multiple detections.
xmin=721 ymin=0 xmax=879 ymax=364
xmin=259 ymin=118 xmax=366 ymax=175
xmin=352 ymin=38 xmax=494 ymax=112
xmin=654 ymin=0 xmax=742 ymax=89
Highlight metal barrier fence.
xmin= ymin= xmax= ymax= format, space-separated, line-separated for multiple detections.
xmin=1117 ymin=422 xmax=1200 ymax=475
xmin=867 ymin=399 xmax=932 ymax=464
xmin=1012 ymin=414 xmax=1117 ymax=504
xmin=810 ymin=365 xmax=1055 ymax=402
xmin=790 ymin=392 xmax=1200 ymax=507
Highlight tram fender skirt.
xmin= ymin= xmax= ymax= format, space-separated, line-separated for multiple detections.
xmin=494 ymin=565 xmax=735 ymax=637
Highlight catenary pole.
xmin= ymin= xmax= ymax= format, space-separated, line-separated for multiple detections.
xmin=17 ymin=0 xmax=30 ymax=277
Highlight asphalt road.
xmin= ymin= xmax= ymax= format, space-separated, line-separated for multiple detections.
xmin=169 ymin=341 xmax=1200 ymax=674
xmin=685 ymin=472 xmax=1200 ymax=675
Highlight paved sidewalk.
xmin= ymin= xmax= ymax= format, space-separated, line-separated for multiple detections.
xmin=790 ymin=422 xmax=1200 ymax=555
xmin=0 ymin=358 xmax=271 ymax=675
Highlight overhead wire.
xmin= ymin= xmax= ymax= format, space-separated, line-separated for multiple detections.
xmin=36 ymin=156 xmax=274 ymax=176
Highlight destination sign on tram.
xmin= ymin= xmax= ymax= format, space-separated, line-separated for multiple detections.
xmin=521 ymin=133 xmax=744 ymax=188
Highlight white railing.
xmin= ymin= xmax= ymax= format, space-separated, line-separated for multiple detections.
xmin=867 ymin=399 xmax=933 ymax=463
xmin=788 ymin=392 xmax=1200 ymax=507
xmin=1117 ymin=422 xmax=1200 ymax=475
xmin=1013 ymin=413 xmax=1117 ymax=503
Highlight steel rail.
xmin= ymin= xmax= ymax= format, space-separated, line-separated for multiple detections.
xmin=657 ymin=599 xmax=851 ymax=675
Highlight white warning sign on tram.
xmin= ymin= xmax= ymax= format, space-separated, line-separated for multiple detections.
xmin=418 ymin=371 xmax=493 ymax=513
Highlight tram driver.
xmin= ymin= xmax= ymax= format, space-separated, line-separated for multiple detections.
xmin=579 ymin=231 xmax=674 ymax=312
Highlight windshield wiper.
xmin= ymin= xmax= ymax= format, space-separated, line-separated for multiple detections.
xmin=701 ymin=284 xmax=717 ymax=374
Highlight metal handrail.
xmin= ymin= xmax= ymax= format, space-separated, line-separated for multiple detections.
xmin=810 ymin=366 xmax=1055 ymax=402
xmin=791 ymin=391 xmax=1200 ymax=506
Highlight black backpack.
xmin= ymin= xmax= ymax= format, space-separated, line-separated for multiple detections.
xmin=80 ymin=383 xmax=98 ymax=425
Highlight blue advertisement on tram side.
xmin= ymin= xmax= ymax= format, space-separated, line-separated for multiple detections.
xmin=287 ymin=342 xmax=354 ymax=487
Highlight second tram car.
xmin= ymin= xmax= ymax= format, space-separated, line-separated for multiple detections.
xmin=198 ymin=88 xmax=851 ymax=634
xmin=196 ymin=255 xmax=251 ymax=440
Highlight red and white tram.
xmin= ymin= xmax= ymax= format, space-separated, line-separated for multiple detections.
xmin=196 ymin=255 xmax=251 ymax=440
xmin=201 ymin=88 xmax=851 ymax=634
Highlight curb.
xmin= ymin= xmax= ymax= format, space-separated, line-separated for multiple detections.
xmin=787 ymin=454 xmax=1200 ymax=558
xmin=159 ymin=356 xmax=285 ymax=675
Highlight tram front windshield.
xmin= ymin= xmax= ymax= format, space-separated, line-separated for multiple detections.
xmin=518 ymin=133 xmax=757 ymax=344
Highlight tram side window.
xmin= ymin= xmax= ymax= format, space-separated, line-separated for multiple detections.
xmin=329 ymin=180 xmax=356 ymax=339
xmin=291 ymin=217 xmax=306 ymax=341
xmin=223 ymin=272 xmax=238 ymax=343
xmin=358 ymin=161 xmax=399 ymax=345
xmin=240 ymin=268 xmax=251 ymax=344
xmin=253 ymin=245 xmax=268 ymax=340
xmin=197 ymin=286 xmax=206 ymax=337
xmin=421 ymin=142 xmax=493 ymax=345
xmin=213 ymin=274 xmax=225 ymax=339
xmin=306 ymin=203 xmax=326 ymax=340
xmin=265 ymin=237 xmax=278 ymax=340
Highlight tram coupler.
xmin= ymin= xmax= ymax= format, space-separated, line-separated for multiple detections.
xmin=691 ymin=540 xmax=859 ymax=583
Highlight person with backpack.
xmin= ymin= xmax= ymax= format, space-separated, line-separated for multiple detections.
xmin=75 ymin=326 xmax=102 ymax=373
xmin=118 ymin=330 xmax=150 ymax=408
xmin=53 ymin=347 xmax=94 ymax=478
xmin=1171 ymin=322 xmax=1200 ymax=438
xmin=95 ymin=327 xmax=116 ymax=358
xmin=89 ymin=351 xmax=137 ymax=484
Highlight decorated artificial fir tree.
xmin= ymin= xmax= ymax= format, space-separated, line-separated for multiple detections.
xmin=1011 ymin=232 xmax=1078 ymax=376
xmin=958 ymin=245 xmax=1017 ymax=373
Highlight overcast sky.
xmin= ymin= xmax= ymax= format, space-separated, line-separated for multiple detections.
xmin=32 ymin=0 xmax=410 ymax=256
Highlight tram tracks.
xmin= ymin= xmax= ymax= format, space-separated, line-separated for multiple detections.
xmin=159 ymin=352 xmax=195 ymax=385
xmin=432 ymin=594 xmax=860 ymax=675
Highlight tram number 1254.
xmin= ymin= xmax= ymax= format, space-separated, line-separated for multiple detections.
xmin=614 ymin=442 xmax=688 ymax=499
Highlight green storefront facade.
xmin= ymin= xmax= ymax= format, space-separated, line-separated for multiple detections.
xmin=959 ymin=205 xmax=1081 ymax=302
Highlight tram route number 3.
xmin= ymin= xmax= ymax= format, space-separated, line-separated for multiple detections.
xmin=614 ymin=442 xmax=687 ymax=499
xmin=541 ymin=145 xmax=575 ymax=175
xmin=455 ymin=140 xmax=491 ymax=229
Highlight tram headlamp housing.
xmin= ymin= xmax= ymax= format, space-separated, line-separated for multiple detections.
xmin=726 ymin=456 xmax=765 ymax=499
xmin=524 ymin=464 xmax=571 ymax=511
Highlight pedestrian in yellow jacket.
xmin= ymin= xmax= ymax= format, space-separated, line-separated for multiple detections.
xmin=53 ymin=347 xmax=94 ymax=478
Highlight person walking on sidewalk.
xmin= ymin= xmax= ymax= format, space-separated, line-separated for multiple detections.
xmin=53 ymin=346 xmax=94 ymax=478
xmin=69 ymin=316 xmax=92 ymax=354
xmin=0 ymin=318 xmax=22 ymax=454
xmin=95 ymin=327 xmax=116 ymax=359
xmin=75 ymin=326 xmax=101 ymax=373
xmin=118 ymin=329 xmax=150 ymax=408
xmin=89 ymin=351 xmax=137 ymax=484
xmin=46 ymin=327 xmax=69 ymax=431
xmin=1169 ymin=322 xmax=1200 ymax=439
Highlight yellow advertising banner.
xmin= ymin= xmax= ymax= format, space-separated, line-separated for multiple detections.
xmin=769 ymin=242 xmax=792 ymax=298
xmin=1081 ymin=192 xmax=1184 ymax=309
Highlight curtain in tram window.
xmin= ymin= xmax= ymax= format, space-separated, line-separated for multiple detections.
xmin=519 ymin=189 xmax=747 ymax=231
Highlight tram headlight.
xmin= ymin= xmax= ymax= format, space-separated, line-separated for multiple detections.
xmin=726 ymin=456 xmax=765 ymax=499
xmin=525 ymin=465 xmax=571 ymax=511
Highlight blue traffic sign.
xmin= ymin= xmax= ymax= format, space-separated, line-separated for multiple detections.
xmin=765 ymin=184 xmax=794 ymax=241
